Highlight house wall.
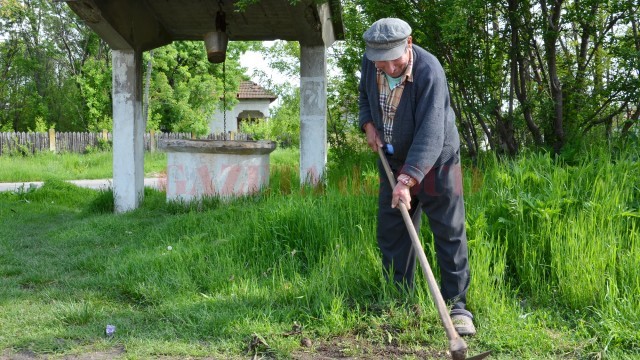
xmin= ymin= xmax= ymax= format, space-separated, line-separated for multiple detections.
xmin=209 ymin=99 xmax=271 ymax=134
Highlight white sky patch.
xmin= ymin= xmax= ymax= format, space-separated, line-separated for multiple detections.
xmin=239 ymin=42 xmax=298 ymax=88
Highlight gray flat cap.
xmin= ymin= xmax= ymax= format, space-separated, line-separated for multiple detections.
xmin=363 ymin=18 xmax=412 ymax=61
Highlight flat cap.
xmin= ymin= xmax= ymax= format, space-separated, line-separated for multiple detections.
xmin=363 ymin=18 xmax=412 ymax=61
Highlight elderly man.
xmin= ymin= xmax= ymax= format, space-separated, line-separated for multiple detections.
xmin=358 ymin=18 xmax=475 ymax=336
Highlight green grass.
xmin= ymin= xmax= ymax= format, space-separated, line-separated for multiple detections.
xmin=0 ymin=147 xmax=638 ymax=359
xmin=0 ymin=151 xmax=168 ymax=182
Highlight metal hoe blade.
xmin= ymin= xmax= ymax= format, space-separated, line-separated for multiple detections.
xmin=465 ymin=350 xmax=492 ymax=360
xmin=452 ymin=346 xmax=492 ymax=360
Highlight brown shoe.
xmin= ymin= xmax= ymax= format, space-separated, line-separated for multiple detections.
xmin=451 ymin=314 xmax=476 ymax=336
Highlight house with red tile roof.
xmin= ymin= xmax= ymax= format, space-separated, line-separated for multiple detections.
xmin=209 ymin=81 xmax=277 ymax=134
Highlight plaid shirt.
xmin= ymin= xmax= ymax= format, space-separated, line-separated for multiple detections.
xmin=377 ymin=49 xmax=414 ymax=144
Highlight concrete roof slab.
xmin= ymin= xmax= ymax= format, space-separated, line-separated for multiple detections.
xmin=66 ymin=0 xmax=344 ymax=51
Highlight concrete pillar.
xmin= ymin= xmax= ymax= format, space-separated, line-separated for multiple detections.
xmin=112 ymin=49 xmax=145 ymax=213
xmin=299 ymin=45 xmax=327 ymax=185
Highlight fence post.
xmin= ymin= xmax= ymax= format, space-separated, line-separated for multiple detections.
xmin=49 ymin=128 xmax=56 ymax=152
xmin=150 ymin=129 xmax=156 ymax=153
xmin=102 ymin=129 xmax=108 ymax=141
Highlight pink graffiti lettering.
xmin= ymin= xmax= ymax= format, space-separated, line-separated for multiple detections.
xmin=167 ymin=163 xmax=186 ymax=195
xmin=220 ymin=164 xmax=241 ymax=196
xmin=245 ymin=164 xmax=261 ymax=193
xmin=192 ymin=165 xmax=215 ymax=195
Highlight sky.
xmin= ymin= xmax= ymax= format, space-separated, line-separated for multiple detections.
xmin=239 ymin=43 xmax=298 ymax=86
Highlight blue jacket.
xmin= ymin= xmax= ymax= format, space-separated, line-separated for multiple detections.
xmin=359 ymin=44 xmax=460 ymax=183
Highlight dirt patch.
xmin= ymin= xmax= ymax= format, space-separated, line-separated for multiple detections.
xmin=1 ymin=347 xmax=125 ymax=360
xmin=3 ymin=335 xmax=451 ymax=359
xmin=291 ymin=334 xmax=450 ymax=360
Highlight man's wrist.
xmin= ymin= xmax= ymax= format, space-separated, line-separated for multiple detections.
xmin=397 ymin=174 xmax=417 ymax=187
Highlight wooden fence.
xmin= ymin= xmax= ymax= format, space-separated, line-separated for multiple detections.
xmin=0 ymin=130 xmax=252 ymax=156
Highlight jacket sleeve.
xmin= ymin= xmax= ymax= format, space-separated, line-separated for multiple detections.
xmin=400 ymin=63 xmax=448 ymax=184
xmin=358 ymin=56 xmax=375 ymax=131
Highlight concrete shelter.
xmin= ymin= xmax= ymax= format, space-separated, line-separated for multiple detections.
xmin=65 ymin=0 xmax=344 ymax=212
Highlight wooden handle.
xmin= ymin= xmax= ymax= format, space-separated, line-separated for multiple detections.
xmin=377 ymin=148 xmax=467 ymax=355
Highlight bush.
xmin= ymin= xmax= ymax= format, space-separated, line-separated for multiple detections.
xmin=84 ymin=137 xmax=112 ymax=154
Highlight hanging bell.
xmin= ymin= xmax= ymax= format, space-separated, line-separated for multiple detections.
xmin=204 ymin=9 xmax=228 ymax=63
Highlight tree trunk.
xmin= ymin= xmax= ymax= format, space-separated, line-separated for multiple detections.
xmin=143 ymin=50 xmax=154 ymax=129
xmin=493 ymin=107 xmax=518 ymax=155
xmin=450 ymin=91 xmax=477 ymax=158
xmin=457 ymin=80 xmax=496 ymax=151
xmin=621 ymin=108 xmax=639 ymax=137
xmin=541 ymin=0 xmax=565 ymax=153
xmin=508 ymin=0 xmax=543 ymax=146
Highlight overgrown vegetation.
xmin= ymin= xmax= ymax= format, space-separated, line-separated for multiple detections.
xmin=1 ymin=0 xmax=639 ymax=357
xmin=240 ymin=88 xmax=301 ymax=148
xmin=0 ymin=147 xmax=637 ymax=359
xmin=333 ymin=0 xmax=640 ymax=155
xmin=0 ymin=0 xmax=255 ymax=136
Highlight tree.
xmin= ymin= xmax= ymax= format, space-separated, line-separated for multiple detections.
xmin=147 ymin=41 xmax=251 ymax=135
xmin=331 ymin=0 xmax=639 ymax=156
xmin=0 ymin=0 xmax=105 ymax=132
xmin=0 ymin=1 xmax=252 ymax=134
xmin=2 ymin=0 xmax=637 ymax=153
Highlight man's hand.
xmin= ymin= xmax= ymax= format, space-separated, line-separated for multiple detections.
xmin=363 ymin=122 xmax=382 ymax=152
xmin=391 ymin=182 xmax=412 ymax=210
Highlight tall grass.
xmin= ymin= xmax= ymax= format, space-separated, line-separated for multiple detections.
xmin=467 ymin=147 xmax=640 ymax=354
xmin=0 ymin=146 xmax=638 ymax=358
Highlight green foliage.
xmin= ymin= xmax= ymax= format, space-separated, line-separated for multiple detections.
xmin=76 ymin=57 xmax=112 ymax=132
xmin=30 ymin=116 xmax=49 ymax=133
xmin=326 ymin=75 xmax=368 ymax=166
xmin=150 ymin=42 xmax=218 ymax=136
xmin=2 ymin=0 xmax=638 ymax=156
xmin=0 ymin=0 xmax=100 ymax=132
xmin=333 ymin=0 xmax=640 ymax=155
xmin=0 ymin=2 xmax=251 ymax=135
xmin=1 ymin=134 xmax=33 ymax=157
xmin=241 ymin=87 xmax=300 ymax=147
xmin=261 ymin=41 xmax=300 ymax=78
xmin=148 ymin=41 xmax=247 ymax=136
xmin=83 ymin=137 xmax=112 ymax=154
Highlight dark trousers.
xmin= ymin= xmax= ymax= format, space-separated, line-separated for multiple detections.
xmin=377 ymin=152 xmax=470 ymax=311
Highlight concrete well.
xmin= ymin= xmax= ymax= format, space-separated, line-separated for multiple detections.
xmin=158 ymin=139 xmax=277 ymax=202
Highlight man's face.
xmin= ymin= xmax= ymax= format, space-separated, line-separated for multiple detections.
xmin=373 ymin=38 xmax=412 ymax=78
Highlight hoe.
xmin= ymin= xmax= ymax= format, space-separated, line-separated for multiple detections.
xmin=378 ymin=148 xmax=491 ymax=360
